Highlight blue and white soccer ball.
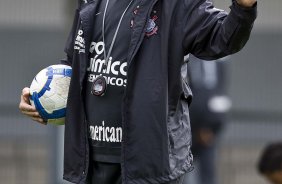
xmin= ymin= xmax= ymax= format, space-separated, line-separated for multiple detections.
xmin=29 ymin=64 xmax=72 ymax=125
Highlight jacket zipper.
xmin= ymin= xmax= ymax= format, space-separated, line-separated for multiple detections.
xmin=121 ymin=1 xmax=158 ymax=183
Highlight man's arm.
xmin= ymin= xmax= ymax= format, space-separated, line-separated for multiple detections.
xmin=182 ymin=0 xmax=257 ymax=60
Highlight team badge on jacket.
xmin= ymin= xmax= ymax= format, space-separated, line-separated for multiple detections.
xmin=146 ymin=15 xmax=158 ymax=37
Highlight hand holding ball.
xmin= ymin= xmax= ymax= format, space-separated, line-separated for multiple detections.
xmin=29 ymin=64 xmax=72 ymax=125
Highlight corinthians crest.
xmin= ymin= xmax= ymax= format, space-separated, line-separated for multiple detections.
xmin=146 ymin=15 xmax=158 ymax=37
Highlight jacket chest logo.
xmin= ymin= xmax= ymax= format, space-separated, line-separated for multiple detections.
xmin=146 ymin=15 xmax=158 ymax=37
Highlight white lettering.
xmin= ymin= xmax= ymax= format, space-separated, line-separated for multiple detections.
xmin=87 ymin=74 xmax=127 ymax=87
xmin=110 ymin=127 xmax=115 ymax=142
xmin=95 ymin=42 xmax=104 ymax=55
xmin=116 ymin=78 xmax=123 ymax=86
xmin=94 ymin=58 xmax=105 ymax=73
xmin=89 ymin=121 xmax=123 ymax=143
xmin=120 ymin=62 xmax=127 ymax=76
xmin=111 ymin=61 xmax=120 ymax=75
xmin=74 ymin=29 xmax=85 ymax=53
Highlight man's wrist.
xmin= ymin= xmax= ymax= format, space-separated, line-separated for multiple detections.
xmin=229 ymin=0 xmax=257 ymax=25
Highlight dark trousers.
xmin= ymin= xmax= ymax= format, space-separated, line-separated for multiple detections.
xmin=88 ymin=161 xmax=185 ymax=184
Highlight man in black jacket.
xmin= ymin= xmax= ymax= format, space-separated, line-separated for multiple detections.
xmin=19 ymin=0 xmax=257 ymax=183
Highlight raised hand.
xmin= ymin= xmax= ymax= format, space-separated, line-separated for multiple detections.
xmin=236 ymin=0 xmax=257 ymax=8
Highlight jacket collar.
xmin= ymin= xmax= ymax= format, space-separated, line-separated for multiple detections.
xmin=78 ymin=0 xmax=158 ymax=75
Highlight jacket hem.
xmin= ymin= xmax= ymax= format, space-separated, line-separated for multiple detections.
xmin=63 ymin=175 xmax=86 ymax=184
xmin=127 ymin=162 xmax=193 ymax=184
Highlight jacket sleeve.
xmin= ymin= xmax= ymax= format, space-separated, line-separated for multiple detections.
xmin=182 ymin=0 xmax=257 ymax=60
xmin=60 ymin=8 xmax=81 ymax=66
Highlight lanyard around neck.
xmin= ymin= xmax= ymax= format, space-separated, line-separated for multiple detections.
xmin=102 ymin=0 xmax=134 ymax=67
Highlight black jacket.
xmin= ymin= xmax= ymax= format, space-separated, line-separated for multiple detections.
xmin=61 ymin=0 xmax=257 ymax=183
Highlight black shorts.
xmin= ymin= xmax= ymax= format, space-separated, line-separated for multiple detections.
xmin=87 ymin=161 xmax=185 ymax=184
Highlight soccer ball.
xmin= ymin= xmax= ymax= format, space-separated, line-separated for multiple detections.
xmin=29 ymin=64 xmax=72 ymax=125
